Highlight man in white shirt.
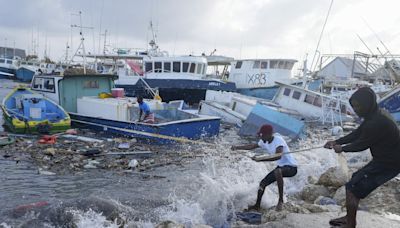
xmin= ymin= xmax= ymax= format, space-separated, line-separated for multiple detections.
xmin=231 ymin=124 xmax=298 ymax=211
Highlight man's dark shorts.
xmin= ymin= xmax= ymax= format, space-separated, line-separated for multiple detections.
xmin=346 ymin=160 xmax=400 ymax=199
xmin=260 ymin=165 xmax=297 ymax=188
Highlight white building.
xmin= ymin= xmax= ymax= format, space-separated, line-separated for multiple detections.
xmin=317 ymin=57 xmax=366 ymax=80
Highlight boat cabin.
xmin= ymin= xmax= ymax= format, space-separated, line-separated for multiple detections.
xmin=273 ymin=82 xmax=352 ymax=125
xmin=229 ymin=59 xmax=297 ymax=89
xmin=31 ymin=74 xmax=116 ymax=113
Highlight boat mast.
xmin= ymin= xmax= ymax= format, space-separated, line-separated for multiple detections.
xmin=310 ymin=0 xmax=334 ymax=72
xmin=70 ymin=11 xmax=94 ymax=74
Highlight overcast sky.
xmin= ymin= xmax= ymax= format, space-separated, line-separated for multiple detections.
xmin=1 ymin=0 xmax=400 ymax=70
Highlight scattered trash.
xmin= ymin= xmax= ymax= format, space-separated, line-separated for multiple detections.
xmin=314 ymin=196 xmax=337 ymax=205
xmin=44 ymin=148 xmax=56 ymax=156
xmin=65 ymin=129 xmax=78 ymax=135
xmin=80 ymin=149 xmax=102 ymax=157
xmin=62 ymin=134 xmax=104 ymax=143
xmin=84 ymin=160 xmax=100 ymax=169
xmin=128 ymin=159 xmax=139 ymax=168
xmin=141 ymin=159 xmax=155 ymax=166
xmin=38 ymin=135 xmax=57 ymax=144
xmin=105 ymin=151 xmax=153 ymax=156
xmin=235 ymin=211 xmax=262 ymax=224
xmin=38 ymin=168 xmax=56 ymax=175
xmin=118 ymin=142 xmax=131 ymax=149
xmin=14 ymin=201 xmax=49 ymax=212
xmin=0 ymin=136 xmax=15 ymax=146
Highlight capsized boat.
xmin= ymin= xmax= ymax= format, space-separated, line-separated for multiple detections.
xmin=1 ymin=87 xmax=71 ymax=134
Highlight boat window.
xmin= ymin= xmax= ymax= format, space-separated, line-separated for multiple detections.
xmin=164 ymin=62 xmax=171 ymax=73
xmin=196 ymin=63 xmax=202 ymax=74
xmin=261 ymin=61 xmax=268 ymax=69
xmin=285 ymin=61 xmax=294 ymax=70
xmin=44 ymin=78 xmax=55 ymax=92
xmin=145 ymin=62 xmax=153 ymax=73
xmin=83 ymin=80 xmax=99 ymax=89
xmin=6 ymin=60 xmax=12 ymax=64
xmin=173 ymin=62 xmax=181 ymax=73
xmin=329 ymin=100 xmax=337 ymax=108
xmin=313 ymin=95 xmax=322 ymax=107
xmin=0 ymin=59 xmax=4 ymax=63
xmin=304 ymin=94 xmax=315 ymax=104
xmin=278 ymin=61 xmax=285 ymax=69
xmin=182 ymin=62 xmax=189 ymax=72
xmin=202 ymin=64 xmax=206 ymax=74
xmin=235 ymin=61 xmax=242 ymax=69
xmin=189 ymin=63 xmax=196 ymax=73
xmin=28 ymin=62 xmax=33 ymax=66
xmin=21 ymin=61 xmax=26 ymax=65
xmin=270 ymin=60 xmax=278 ymax=69
xmin=154 ymin=62 xmax=162 ymax=73
xmin=253 ymin=61 xmax=260 ymax=69
xmin=292 ymin=90 xmax=301 ymax=100
xmin=283 ymin=88 xmax=291 ymax=96
xmin=32 ymin=77 xmax=43 ymax=89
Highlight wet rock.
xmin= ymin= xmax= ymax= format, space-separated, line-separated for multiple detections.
xmin=262 ymin=210 xmax=288 ymax=223
xmin=314 ymin=196 xmax=337 ymax=206
xmin=192 ymin=225 xmax=212 ymax=228
xmin=317 ymin=165 xmax=349 ymax=188
xmin=255 ymin=211 xmax=400 ymax=228
xmin=301 ymin=203 xmax=329 ymax=213
xmin=307 ymin=175 xmax=318 ymax=185
xmin=155 ymin=220 xmax=184 ymax=228
xmin=333 ymin=186 xmax=346 ymax=206
xmin=300 ymin=184 xmax=330 ymax=202
xmin=261 ymin=202 xmax=310 ymax=223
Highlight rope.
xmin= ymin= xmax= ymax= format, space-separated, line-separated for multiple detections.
xmin=252 ymin=145 xmax=325 ymax=162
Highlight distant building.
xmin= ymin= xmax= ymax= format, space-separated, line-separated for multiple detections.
xmin=0 ymin=46 xmax=26 ymax=59
xmin=316 ymin=57 xmax=367 ymax=79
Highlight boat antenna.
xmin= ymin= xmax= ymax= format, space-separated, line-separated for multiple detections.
xmin=98 ymin=0 xmax=105 ymax=54
xmin=70 ymin=11 xmax=94 ymax=74
xmin=310 ymin=0 xmax=334 ymax=72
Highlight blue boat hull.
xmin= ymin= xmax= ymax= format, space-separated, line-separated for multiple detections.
xmin=16 ymin=67 xmax=35 ymax=82
xmin=379 ymin=87 xmax=400 ymax=122
xmin=0 ymin=66 xmax=15 ymax=78
xmin=239 ymin=103 xmax=304 ymax=139
xmin=69 ymin=113 xmax=221 ymax=144
xmin=116 ymin=78 xmax=236 ymax=104
xmin=237 ymin=87 xmax=279 ymax=100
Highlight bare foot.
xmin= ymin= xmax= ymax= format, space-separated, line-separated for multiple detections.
xmin=247 ymin=204 xmax=260 ymax=211
xmin=329 ymin=216 xmax=347 ymax=226
xmin=276 ymin=201 xmax=283 ymax=211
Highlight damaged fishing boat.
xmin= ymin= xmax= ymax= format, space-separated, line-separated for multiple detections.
xmin=30 ymin=73 xmax=220 ymax=143
xmin=1 ymin=87 xmax=71 ymax=133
